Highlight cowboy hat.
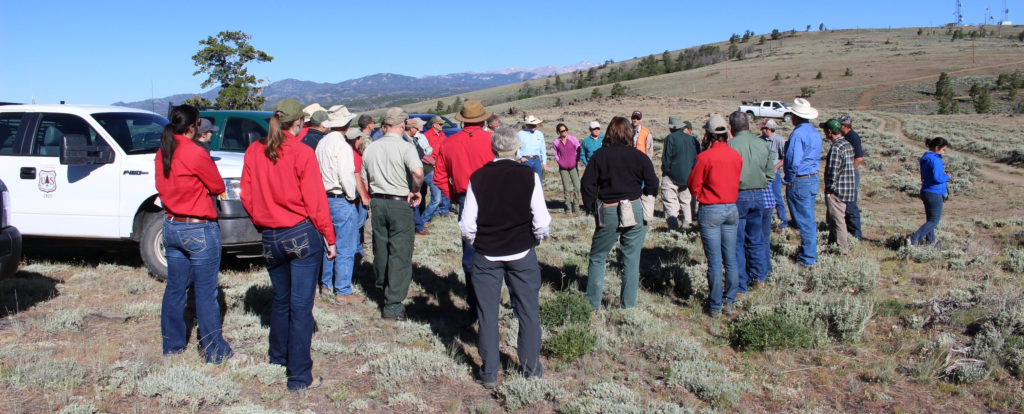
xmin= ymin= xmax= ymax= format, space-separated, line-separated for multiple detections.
xmin=323 ymin=105 xmax=358 ymax=129
xmin=522 ymin=114 xmax=543 ymax=125
xmin=455 ymin=100 xmax=492 ymax=123
xmin=789 ymin=98 xmax=819 ymax=120
xmin=302 ymin=103 xmax=325 ymax=122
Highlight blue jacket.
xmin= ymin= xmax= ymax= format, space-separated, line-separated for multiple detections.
xmin=919 ymin=151 xmax=950 ymax=196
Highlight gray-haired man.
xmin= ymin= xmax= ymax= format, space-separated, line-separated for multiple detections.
xmin=459 ymin=126 xmax=549 ymax=389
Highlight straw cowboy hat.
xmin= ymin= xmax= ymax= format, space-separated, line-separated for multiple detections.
xmin=455 ymin=100 xmax=492 ymax=123
xmin=789 ymin=98 xmax=819 ymax=120
xmin=322 ymin=105 xmax=358 ymax=129
xmin=522 ymin=114 xmax=543 ymax=125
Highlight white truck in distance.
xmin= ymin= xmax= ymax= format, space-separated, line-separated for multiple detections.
xmin=0 ymin=104 xmax=262 ymax=280
xmin=738 ymin=100 xmax=794 ymax=122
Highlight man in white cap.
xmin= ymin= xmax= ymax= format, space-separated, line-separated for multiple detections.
xmin=315 ymin=106 xmax=363 ymax=305
xmin=580 ymin=121 xmax=603 ymax=168
xmin=518 ymin=115 xmax=547 ymax=180
xmin=782 ymin=98 xmax=822 ymax=268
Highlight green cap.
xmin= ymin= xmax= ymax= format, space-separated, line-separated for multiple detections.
xmin=823 ymin=119 xmax=842 ymax=134
xmin=683 ymin=121 xmax=693 ymax=131
xmin=309 ymin=110 xmax=329 ymax=125
xmin=274 ymin=99 xmax=304 ymax=123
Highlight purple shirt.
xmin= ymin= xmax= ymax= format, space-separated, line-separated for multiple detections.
xmin=553 ymin=135 xmax=581 ymax=170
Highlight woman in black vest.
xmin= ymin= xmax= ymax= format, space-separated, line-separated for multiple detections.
xmin=580 ymin=116 xmax=659 ymax=310
xmin=458 ymin=126 xmax=551 ymax=389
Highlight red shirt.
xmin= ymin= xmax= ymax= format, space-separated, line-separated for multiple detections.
xmin=155 ymin=135 xmax=225 ymax=219
xmin=687 ymin=142 xmax=743 ymax=205
xmin=241 ymin=131 xmax=336 ymax=244
xmin=433 ymin=126 xmax=492 ymax=199
xmin=424 ymin=128 xmax=446 ymax=152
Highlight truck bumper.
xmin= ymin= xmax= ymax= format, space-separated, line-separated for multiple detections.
xmin=0 ymin=226 xmax=22 ymax=279
xmin=217 ymin=199 xmax=262 ymax=253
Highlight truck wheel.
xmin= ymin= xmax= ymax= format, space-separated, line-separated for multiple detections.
xmin=783 ymin=114 xmax=792 ymax=122
xmin=139 ymin=213 xmax=168 ymax=281
xmin=746 ymin=111 xmax=755 ymax=120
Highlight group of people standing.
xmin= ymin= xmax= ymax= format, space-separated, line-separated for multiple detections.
xmin=153 ymin=93 xmax=951 ymax=390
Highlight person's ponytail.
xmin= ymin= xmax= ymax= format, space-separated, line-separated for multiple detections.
xmin=161 ymin=105 xmax=199 ymax=178
xmin=262 ymin=112 xmax=296 ymax=164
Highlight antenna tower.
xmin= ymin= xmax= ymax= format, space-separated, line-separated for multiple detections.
xmin=1001 ymin=0 xmax=1010 ymax=23
xmin=954 ymin=1 xmax=964 ymax=26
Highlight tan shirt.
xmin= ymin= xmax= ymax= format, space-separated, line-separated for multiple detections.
xmin=360 ymin=132 xmax=423 ymax=196
xmin=315 ymin=131 xmax=357 ymax=201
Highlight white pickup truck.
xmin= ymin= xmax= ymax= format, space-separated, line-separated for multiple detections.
xmin=0 ymin=104 xmax=262 ymax=280
xmin=738 ymin=100 xmax=793 ymax=122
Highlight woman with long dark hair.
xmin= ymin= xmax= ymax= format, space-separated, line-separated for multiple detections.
xmin=910 ymin=137 xmax=952 ymax=247
xmin=155 ymin=104 xmax=240 ymax=363
xmin=580 ymin=116 xmax=658 ymax=310
xmin=241 ymin=99 xmax=336 ymax=391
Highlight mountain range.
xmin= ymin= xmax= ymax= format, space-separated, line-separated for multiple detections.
xmin=113 ymin=61 xmax=598 ymax=114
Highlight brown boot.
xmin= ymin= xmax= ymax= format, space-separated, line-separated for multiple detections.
xmin=337 ymin=293 xmax=366 ymax=304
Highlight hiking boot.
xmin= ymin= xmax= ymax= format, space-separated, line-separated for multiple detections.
xmin=320 ymin=293 xmax=340 ymax=306
xmin=475 ymin=378 xmax=499 ymax=390
xmin=337 ymin=293 xmax=366 ymax=304
xmin=381 ymin=311 xmax=408 ymax=322
xmin=290 ymin=377 xmax=323 ymax=392
xmin=735 ymin=292 xmax=747 ymax=298
xmin=709 ymin=310 xmax=721 ymax=319
xmin=416 ymin=229 xmax=432 ymax=236
xmin=755 ymin=281 xmax=767 ymax=289
xmin=723 ymin=302 xmax=736 ymax=317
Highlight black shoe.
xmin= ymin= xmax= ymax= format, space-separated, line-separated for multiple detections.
xmin=723 ymin=302 xmax=736 ymax=317
xmin=475 ymin=378 xmax=498 ymax=390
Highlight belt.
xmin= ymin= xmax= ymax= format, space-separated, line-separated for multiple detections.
xmin=326 ymin=193 xmax=355 ymax=202
xmin=169 ymin=216 xmax=212 ymax=223
xmin=523 ymin=156 xmax=540 ymax=160
xmin=603 ymin=199 xmax=639 ymax=208
xmin=796 ymin=174 xmax=817 ymax=178
xmin=739 ymin=189 xmax=764 ymax=193
xmin=372 ymin=194 xmax=407 ymax=201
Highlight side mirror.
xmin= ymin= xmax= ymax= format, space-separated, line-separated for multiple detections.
xmin=60 ymin=134 xmax=114 ymax=166
xmin=248 ymin=131 xmax=262 ymax=146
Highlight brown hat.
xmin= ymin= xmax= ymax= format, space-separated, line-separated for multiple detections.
xmin=631 ymin=110 xmax=643 ymax=120
xmin=429 ymin=115 xmax=444 ymax=125
xmin=455 ymin=100 xmax=492 ymax=123
xmin=406 ymin=117 xmax=426 ymax=131
xmin=383 ymin=107 xmax=408 ymax=126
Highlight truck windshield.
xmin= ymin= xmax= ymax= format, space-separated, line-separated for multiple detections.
xmin=91 ymin=113 xmax=169 ymax=154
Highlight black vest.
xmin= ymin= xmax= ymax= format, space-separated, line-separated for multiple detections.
xmin=469 ymin=160 xmax=536 ymax=256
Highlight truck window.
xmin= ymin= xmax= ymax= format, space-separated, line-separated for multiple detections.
xmin=221 ymin=117 xmax=266 ymax=151
xmin=0 ymin=113 xmax=21 ymax=154
xmin=92 ymin=113 xmax=168 ymax=154
xmin=772 ymin=102 xmax=781 ymax=109
xmin=31 ymin=114 xmax=105 ymax=157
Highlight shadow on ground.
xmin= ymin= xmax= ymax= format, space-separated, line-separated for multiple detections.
xmin=0 ymin=271 xmax=60 ymax=317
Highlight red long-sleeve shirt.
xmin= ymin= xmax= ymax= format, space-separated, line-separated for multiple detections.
xmin=241 ymin=131 xmax=336 ymax=244
xmin=433 ymin=126 xmax=493 ymax=199
xmin=687 ymin=142 xmax=743 ymax=205
xmin=424 ymin=128 xmax=446 ymax=152
xmin=155 ymin=135 xmax=225 ymax=219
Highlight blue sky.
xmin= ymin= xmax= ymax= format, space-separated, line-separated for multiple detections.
xmin=0 ymin=0 xmax=1006 ymax=105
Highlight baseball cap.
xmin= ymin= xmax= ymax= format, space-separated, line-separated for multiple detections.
xmin=838 ymin=114 xmax=853 ymax=126
xmin=274 ymin=99 xmax=304 ymax=123
xmin=309 ymin=110 xmax=329 ymax=125
xmin=345 ymin=128 xmax=369 ymax=141
xmin=197 ymin=118 xmax=219 ymax=135
xmin=820 ymin=119 xmax=842 ymax=134
xmin=589 ymin=121 xmax=601 ymax=130
xmin=683 ymin=121 xmax=693 ymax=131
xmin=429 ymin=115 xmax=444 ymax=125
xmin=759 ymin=119 xmax=778 ymax=130
xmin=384 ymin=107 xmax=408 ymax=126
xmin=707 ymin=115 xmax=728 ymax=133
xmin=631 ymin=111 xmax=642 ymax=120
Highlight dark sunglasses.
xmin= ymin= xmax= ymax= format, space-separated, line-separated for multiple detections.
xmin=558 ymin=129 xmax=567 ymax=133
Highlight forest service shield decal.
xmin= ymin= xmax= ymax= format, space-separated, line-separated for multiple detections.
xmin=38 ymin=170 xmax=57 ymax=193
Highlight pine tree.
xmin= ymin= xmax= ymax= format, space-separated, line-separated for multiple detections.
xmin=544 ymin=79 xmax=552 ymax=94
xmin=771 ymin=29 xmax=782 ymax=40
xmin=815 ymin=71 xmax=823 ymax=79
xmin=591 ymin=87 xmax=603 ymax=99
xmin=554 ymin=74 xmax=564 ymax=92
xmin=610 ymin=82 xmax=628 ymax=97
xmin=935 ymin=72 xmax=951 ymax=99
xmin=452 ymin=96 xmax=463 ymax=113
xmin=972 ymin=87 xmax=992 ymax=113
xmin=759 ymin=35 xmax=766 ymax=45
xmin=435 ymin=100 xmax=445 ymax=113
xmin=820 ymin=23 xmax=825 ymax=31
xmin=844 ymin=67 xmax=853 ymax=76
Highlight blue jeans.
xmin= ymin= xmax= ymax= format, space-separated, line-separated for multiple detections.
xmin=457 ymin=194 xmax=478 ymax=318
xmin=762 ymin=206 xmax=774 ymax=276
xmin=322 ymin=198 xmax=358 ymax=295
xmin=786 ymin=176 xmax=819 ymax=266
xmin=699 ymin=204 xmax=739 ymax=312
xmin=735 ymin=190 xmax=766 ymax=293
xmin=414 ymin=200 xmax=426 ymax=232
xmin=911 ymin=191 xmax=944 ymax=246
xmin=522 ymin=158 xmax=544 ymax=181
xmin=355 ymin=202 xmax=368 ymax=256
xmin=421 ymin=172 xmax=450 ymax=221
xmin=161 ymin=219 xmax=233 ymax=363
xmin=845 ymin=170 xmax=862 ymax=240
xmin=262 ymin=220 xmax=324 ymax=391
xmin=773 ymin=169 xmax=788 ymax=227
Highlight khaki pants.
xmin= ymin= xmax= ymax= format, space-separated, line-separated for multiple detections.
xmin=660 ymin=176 xmax=693 ymax=227
xmin=825 ymin=193 xmax=848 ymax=248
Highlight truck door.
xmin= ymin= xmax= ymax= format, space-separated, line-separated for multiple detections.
xmin=15 ymin=113 xmax=121 ymax=238
xmin=770 ymin=102 xmax=783 ymax=118
xmin=0 ymin=113 xmax=27 ymax=195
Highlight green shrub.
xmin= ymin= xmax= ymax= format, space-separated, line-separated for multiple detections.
xmin=1004 ymin=248 xmax=1024 ymax=273
xmin=137 ymin=365 xmax=240 ymax=407
xmin=875 ymin=299 xmax=905 ymax=317
xmin=496 ymin=377 xmax=563 ymax=412
xmin=2 ymin=358 xmax=86 ymax=390
xmin=539 ymin=292 xmax=592 ymax=328
xmin=41 ymin=309 xmax=83 ymax=333
xmin=544 ymin=325 xmax=597 ymax=361
xmin=729 ymin=312 xmax=813 ymax=351
xmin=666 ymin=359 xmax=751 ymax=407
xmin=949 ymin=364 xmax=989 ymax=384
xmin=825 ymin=295 xmax=874 ymax=342
xmin=643 ymin=335 xmax=705 ymax=362
xmin=808 ymin=255 xmax=879 ymax=293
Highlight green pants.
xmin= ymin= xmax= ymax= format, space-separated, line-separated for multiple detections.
xmin=559 ymin=168 xmax=582 ymax=212
xmin=370 ymin=198 xmax=415 ymax=317
xmin=585 ymin=200 xmax=647 ymax=310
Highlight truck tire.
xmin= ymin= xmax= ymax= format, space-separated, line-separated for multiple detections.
xmin=139 ymin=213 xmax=168 ymax=281
xmin=746 ymin=111 xmax=755 ymax=120
xmin=783 ymin=113 xmax=792 ymax=122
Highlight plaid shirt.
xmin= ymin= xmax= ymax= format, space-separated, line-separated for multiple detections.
xmin=825 ymin=137 xmax=856 ymax=202
xmin=763 ymin=186 xmax=776 ymax=210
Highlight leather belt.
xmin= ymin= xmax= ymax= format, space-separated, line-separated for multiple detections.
xmin=326 ymin=193 xmax=354 ymax=202
xmin=796 ymin=174 xmax=817 ymax=178
xmin=604 ymin=199 xmax=639 ymax=208
xmin=372 ymin=194 xmax=407 ymax=201
xmin=523 ymin=156 xmax=540 ymax=160
xmin=169 ymin=216 xmax=212 ymax=223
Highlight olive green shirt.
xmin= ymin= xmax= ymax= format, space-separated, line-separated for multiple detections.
xmin=360 ymin=132 xmax=423 ymax=196
xmin=728 ymin=130 xmax=774 ymax=190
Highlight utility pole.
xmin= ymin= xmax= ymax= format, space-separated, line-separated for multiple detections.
xmin=972 ymin=36 xmax=976 ymax=64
